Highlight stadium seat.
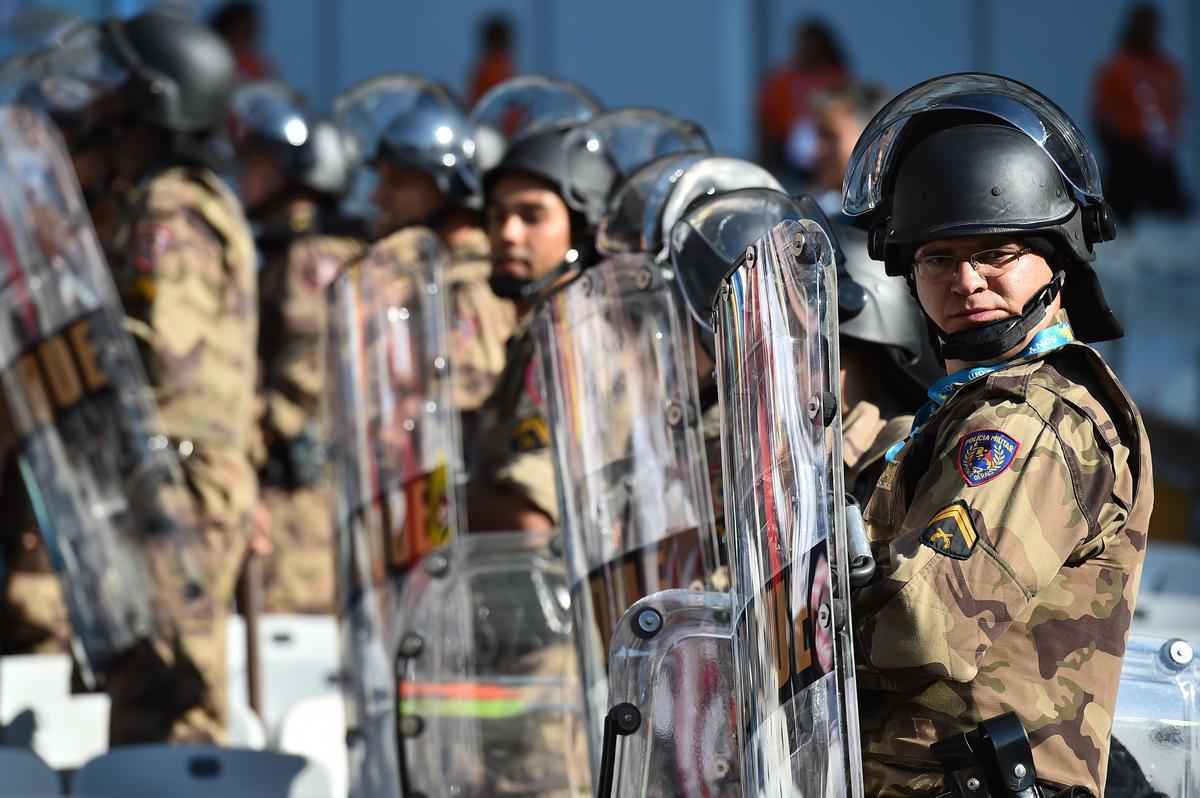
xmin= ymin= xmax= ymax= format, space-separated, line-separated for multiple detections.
xmin=70 ymin=745 xmax=332 ymax=798
xmin=0 ymin=746 xmax=61 ymax=796
xmin=275 ymin=693 xmax=348 ymax=798
xmin=1 ymin=655 xmax=107 ymax=770
xmin=227 ymin=614 xmax=342 ymax=735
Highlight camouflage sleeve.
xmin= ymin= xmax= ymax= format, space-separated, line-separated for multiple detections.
xmin=260 ymin=237 xmax=360 ymax=446
xmin=118 ymin=184 xmax=257 ymax=455
xmin=856 ymin=394 xmax=1109 ymax=686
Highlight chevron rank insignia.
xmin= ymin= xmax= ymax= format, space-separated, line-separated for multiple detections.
xmin=920 ymin=501 xmax=978 ymax=560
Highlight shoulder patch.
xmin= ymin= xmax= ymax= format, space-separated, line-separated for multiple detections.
xmin=957 ymin=429 xmax=1019 ymax=487
xmin=921 ymin=501 xmax=978 ymax=560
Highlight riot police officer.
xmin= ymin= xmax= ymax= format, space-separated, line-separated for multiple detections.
xmin=25 ymin=9 xmax=259 ymax=744
xmin=337 ymin=74 xmax=515 ymax=450
xmin=230 ymin=81 xmax=366 ymax=614
xmin=844 ymin=73 xmax=1152 ymax=797
xmin=467 ymin=118 xmax=605 ymax=531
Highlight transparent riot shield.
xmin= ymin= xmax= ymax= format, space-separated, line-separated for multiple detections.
xmin=393 ymin=531 xmax=591 ymax=797
xmin=716 ymin=219 xmax=862 ymax=797
xmin=604 ymin=589 xmax=741 ymax=797
xmin=326 ymin=227 xmax=459 ymax=798
xmin=603 ymin=219 xmax=862 ymax=797
xmin=0 ymin=106 xmax=204 ymax=684
xmin=533 ymin=253 xmax=721 ymax=767
xmin=1111 ymin=635 xmax=1200 ymax=796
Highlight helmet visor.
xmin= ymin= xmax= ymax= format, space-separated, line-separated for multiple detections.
xmin=669 ymin=188 xmax=816 ymax=333
xmin=562 ymin=107 xmax=709 ymax=221
xmin=596 ymin=151 xmax=710 ymax=257
xmin=19 ymin=24 xmax=128 ymax=117
xmin=658 ymin=157 xmax=784 ymax=262
xmin=468 ymin=75 xmax=599 ymax=171
xmin=842 ymin=72 xmax=1103 ymax=218
xmin=334 ymin=74 xmax=455 ymax=167
xmin=230 ymin=80 xmax=309 ymax=151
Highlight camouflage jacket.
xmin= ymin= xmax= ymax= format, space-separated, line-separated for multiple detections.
xmin=257 ymin=228 xmax=365 ymax=487
xmin=470 ymin=314 xmax=558 ymax=524
xmin=111 ymin=167 xmax=260 ymax=526
xmin=854 ymin=331 xmax=1152 ymax=797
xmin=843 ymin=400 xmax=914 ymax=506
xmin=444 ymin=230 xmax=515 ymax=413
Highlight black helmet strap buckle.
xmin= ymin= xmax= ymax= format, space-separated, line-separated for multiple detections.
xmin=936 ymin=270 xmax=1065 ymax=363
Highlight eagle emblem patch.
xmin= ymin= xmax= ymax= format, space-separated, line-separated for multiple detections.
xmin=920 ymin=501 xmax=978 ymax=560
xmin=957 ymin=429 xmax=1019 ymax=487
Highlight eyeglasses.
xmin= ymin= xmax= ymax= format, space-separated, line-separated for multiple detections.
xmin=913 ymin=247 xmax=1031 ymax=283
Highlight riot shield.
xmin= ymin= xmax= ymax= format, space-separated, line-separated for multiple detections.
xmin=326 ymin=227 xmax=459 ymax=798
xmin=1111 ymin=635 xmax=1200 ymax=796
xmin=604 ymin=589 xmax=741 ymax=797
xmin=533 ymin=253 xmax=721 ymax=767
xmin=0 ymin=106 xmax=204 ymax=684
xmin=716 ymin=219 xmax=862 ymax=797
xmin=393 ymin=531 xmax=591 ymax=797
xmin=603 ymin=218 xmax=862 ymax=797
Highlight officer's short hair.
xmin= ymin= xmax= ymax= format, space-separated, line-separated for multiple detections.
xmin=812 ymin=82 xmax=891 ymax=129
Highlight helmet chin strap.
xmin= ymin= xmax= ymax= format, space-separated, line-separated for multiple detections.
xmin=937 ymin=271 xmax=1065 ymax=362
xmin=487 ymin=247 xmax=584 ymax=305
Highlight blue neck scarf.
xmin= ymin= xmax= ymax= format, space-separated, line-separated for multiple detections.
xmin=884 ymin=320 xmax=1075 ymax=462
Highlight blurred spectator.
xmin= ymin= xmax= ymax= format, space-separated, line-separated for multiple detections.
xmin=468 ymin=14 xmax=516 ymax=104
xmin=811 ymin=81 xmax=889 ymax=212
xmin=1093 ymin=3 xmax=1190 ymax=222
xmin=210 ymin=0 xmax=275 ymax=81
xmin=757 ymin=18 xmax=850 ymax=187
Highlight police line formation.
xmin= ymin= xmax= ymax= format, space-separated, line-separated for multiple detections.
xmin=0 ymin=8 xmax=1182 ymax=798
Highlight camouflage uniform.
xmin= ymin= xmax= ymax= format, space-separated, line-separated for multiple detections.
xmin=854 ymin=314 xmax=1153 ymax=797
xmin=257 ymin=222 xmax=364 ymax=614
xmin=103 ymin=166 xmax=259 ymax=745
xmin=843 ymin=400 xmax=914 ymax=506
xmin=470 ymin=317 xmax=558 ymax=525
xmin=444 ymin=229 xmax=515 ymax=424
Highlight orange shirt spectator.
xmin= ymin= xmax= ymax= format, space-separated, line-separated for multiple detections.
xmin=757 ymin=19 xmax=850 ymax=180
xmin=1091 ymin=3 xmax=1190 ymax=220
xmin=1094 ymin=50 xmax=1183 ymax=151
xmin=470 ymin=50 xmax=515 ymax=105
xmin=469 ymin=15 xmax=516 ymax=104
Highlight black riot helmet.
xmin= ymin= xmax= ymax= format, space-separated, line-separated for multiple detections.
xmin=560 ymin=107 xmax=710 ymax=226
xmin=335 ymin=74 xmax=481 ymax=208
xmin=486 ymin=109 xmax=709 ymax=305
xmin=482 ymin=120 xmax=606 ymax=301
xmin=102 ymin=9 xmax=235 ymax=133
xmin=843 ymin=73 xmax=1121 ymax=362
xmin=231 ymin=81 xmax=354 ymax=200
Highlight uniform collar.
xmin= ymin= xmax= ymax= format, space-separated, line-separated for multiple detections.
xmin=885 ymin=311 xmax=1075 ymax=463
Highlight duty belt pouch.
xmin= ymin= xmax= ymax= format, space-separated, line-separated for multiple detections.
xmin=931 ymin=712 xmax=1042 ymax=798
